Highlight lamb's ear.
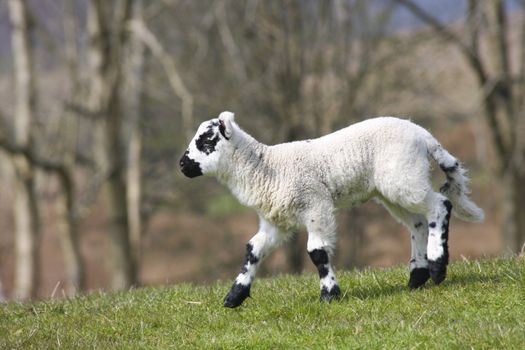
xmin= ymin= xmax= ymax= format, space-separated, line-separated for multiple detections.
xmin=218 ymin=111 xmax=235 ymax=140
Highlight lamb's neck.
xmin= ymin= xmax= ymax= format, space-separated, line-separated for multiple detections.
xmin=218 ymin=130 xmax=270 ymax=207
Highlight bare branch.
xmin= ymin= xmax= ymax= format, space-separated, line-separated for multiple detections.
xmin=128 ymin=18 xmax=193 ymax=138
xmin=0 ymin=136 xmax=65 ymax=174
xmin=393 ymin=0 xmax=488 ymax=84
xmin=215 ymin=0 xmax=248 ymax=82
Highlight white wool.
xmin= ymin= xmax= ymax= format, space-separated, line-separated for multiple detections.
xmin=212 ymin=116 xmax=483 ymax=231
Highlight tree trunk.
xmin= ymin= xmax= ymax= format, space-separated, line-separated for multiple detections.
xmin=56 ymin=170 xmax=84 ymax=295
xmin=502 ymin=170 xmax=525 ymax=254
xmin=56 ymin=11 xmax=85 ymax=294
xmin=8 ymin=0 xmax=40 ymax=300
xmin=127 ymin=129 xmax=142 ymax=278
xmin=104 ymin=169 xmax=135 ymax=289
xmin=13 ymin=155 xmax=39 ymax=299
xmin=124 ymin=0 xmax=144 ymax=283
xmin=87 ymin=0 xmax=136 ymax=289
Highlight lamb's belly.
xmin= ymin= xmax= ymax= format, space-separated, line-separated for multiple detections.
xmin=257 ymin=201 xmax=302 ymax=231
xmin=330 ymin=178 xmax=375 ymax=209
xmin=334 ymin=191 xmax=375 ymax=209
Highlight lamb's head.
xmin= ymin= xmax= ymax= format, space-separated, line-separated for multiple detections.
xmin=179 ymin=111 xmax=235 ymax=178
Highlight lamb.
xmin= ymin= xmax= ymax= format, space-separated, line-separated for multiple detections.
xmin=179 ymin=111 xmax=484 ymax=308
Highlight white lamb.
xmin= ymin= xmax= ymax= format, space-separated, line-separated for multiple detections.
xmin=179 ymin=111 xmax=484 ymax=308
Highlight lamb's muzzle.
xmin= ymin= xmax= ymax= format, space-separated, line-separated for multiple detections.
xmin=179 ymin=151 xmax=203 ymax=178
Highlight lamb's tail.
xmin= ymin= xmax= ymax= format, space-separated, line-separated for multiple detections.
xmin=426 ymin=137 xmax=485 ymax=223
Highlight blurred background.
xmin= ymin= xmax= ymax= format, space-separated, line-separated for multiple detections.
xmin=0 ymin=0 xmax=523 ymax=301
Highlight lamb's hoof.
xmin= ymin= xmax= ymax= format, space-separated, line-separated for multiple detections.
xmin=408 ymin=268 xmax=430 ymax=289
xmin=223 ymin=283 xmax=250 ymax=308
xmin=320 ymin=285 xmax=341 ymax=302
xmin=428 ymin=258 xmax=447 ymax=285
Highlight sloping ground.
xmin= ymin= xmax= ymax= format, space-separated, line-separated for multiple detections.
xmin=1 ymin=257 xmax=524 ymax=349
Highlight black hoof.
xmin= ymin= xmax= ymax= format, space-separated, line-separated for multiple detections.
xmin=408 ymin=267 xmax=430 ymax=289
xmin=223 ymin=283 xmax=250 ymax=308
xmin=320 ymin=285 xmax=341 ymax=302
xmin=429 ymin=258 xmax=447 ymax=285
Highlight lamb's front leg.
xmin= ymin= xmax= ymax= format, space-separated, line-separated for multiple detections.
xmin=223 ymin=218 xmax=282 ymax=308
xmin=306 ymin=211 xmax=341 ymax=302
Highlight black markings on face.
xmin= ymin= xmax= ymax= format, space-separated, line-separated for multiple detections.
xmin=179 ymin=150 xmax=203 ymax=178
xmin=195 ymin=124 xmax=220 ymax=155
xmin=414 ymin=222 xmax=423 ymax=229
xmin=429 ymin=222 xmax=436 ymax=228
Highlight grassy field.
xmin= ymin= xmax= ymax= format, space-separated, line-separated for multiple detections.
xmin=1 ymin=257 xmax=524 ymax=349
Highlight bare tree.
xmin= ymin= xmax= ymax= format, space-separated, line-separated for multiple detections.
xmin=129 ymin=19 xmax=193 ymax=140
xmin=394 ymin=0 xmax=525 ymax=253
xmin=7 ymin=0 xmax=40 ymax=300
xmin=123 ymin=0 xmax=145 ymax=278
xmin=87 ymin=0 xmax=136 ymax=289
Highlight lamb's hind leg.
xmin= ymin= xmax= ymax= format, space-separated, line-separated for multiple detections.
xmin=305 ymin=208 xmax=341 ymax=302
xmin=224 ymin=217 xmax=283 ymax=308
xmin=380 ymin=199 xmax=430 ymax=289
xmin=426 ymin=193 xmax=452 ymax=285
xmin=408 ymin=216 xmax=430 ymax=288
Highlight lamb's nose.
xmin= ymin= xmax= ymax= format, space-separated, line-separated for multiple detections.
xmin=179 ymin=150 xmax=190 ymax=168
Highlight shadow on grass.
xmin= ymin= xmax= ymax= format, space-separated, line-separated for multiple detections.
xmin=342 ymin=283 xmax=407 ymax=301
xmin=443 ymin=271 xmax=502 ymax=287
xmin=339 ymin=271 xmax=502 ymax=302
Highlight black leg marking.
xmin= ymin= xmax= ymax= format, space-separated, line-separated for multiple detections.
xmin=409 ymin=268 xmax=430 ymax=289
xmin=429 ymin=257 xmax=447 ymax=285
xmin=239 ymin=244 xmax=259 ymax=276
xmin=244 ymin=243 xmax=259 ymax=265
xmin=308 ymin=249 xmax=329 ymax=265
xmin=309 ymin=249 xmax=341 ymax=302
xmin=309 ymin=249 xmax=329 ymax=278
xmin=320 ymin=285 xmax=341 ymax=302
xmin=223 ymin=243 xmax=260 ymax=308
xmin=317 ymin=265 xmax=329 ymax=279
xmin=224 ymin=283 xmax=251 ymax=308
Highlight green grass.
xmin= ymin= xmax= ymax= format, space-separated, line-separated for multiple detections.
xmin=1 ymin=257 xmax=524 ymax=349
